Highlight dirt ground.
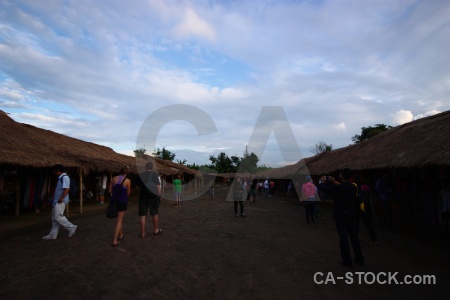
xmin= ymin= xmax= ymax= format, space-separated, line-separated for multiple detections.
xmin=0 ymin=185 xmax=449 ymax=300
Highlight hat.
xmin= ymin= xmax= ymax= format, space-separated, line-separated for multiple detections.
xmin=306 ymin=175 xmax=312 ymax=181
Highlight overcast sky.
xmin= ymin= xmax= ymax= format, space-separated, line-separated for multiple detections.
xmin=1 ymin=0 xmax=449 ymax=167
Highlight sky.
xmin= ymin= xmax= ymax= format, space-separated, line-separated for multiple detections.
xmin=1 ymin=0 xmax=449 ymax=168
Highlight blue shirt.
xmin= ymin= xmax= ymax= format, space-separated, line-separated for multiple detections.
xmin=53 ymin=173 xmax=70 ymax=206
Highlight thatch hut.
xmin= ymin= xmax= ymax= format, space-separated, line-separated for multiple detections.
xmin=0 ymin=111 xmax=200 ymax=216
xmin=253 ymin=110 xmax=450 ymax=227
xmin=305 ymin=110 xmax=450 ymax=174
xmin=306 ymin=110 xmax=450 ymax=227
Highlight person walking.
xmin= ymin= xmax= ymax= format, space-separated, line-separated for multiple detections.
xmin=264 ymin=178 xmax=269 ymax=197
xmin=354 ymin=174 xmax=378 ymax=244
xmin=42 ymin=164 xmax=77 ymax=240
xmin=269 ymin=180 xmax=275 ymax=197
xmin=257 ymin=180 xmax=263 ymax=196
xmin=173 ymin=173 xmax=182 ymax=207
xmin=439 ymin=181 xmax=450 ymax=233
xmin=319 ymin=168 xmax=364 ymax=267
xmin=287 ymin=181 xmax=294 ymax=197
xmin=249 ymin=175 xmax=257 ymax=204
xmin=137 ymin=161 xmax=162 ymax=237
xmin=96 ymin=174 xmax=107 ymax=205
xmin=375 ymin=173 xmax=393 ymax=229
xmin=232 ymin=177 xmax=245 ymax=217
xmin=301 ymin=176 xmax=318 ymax=224
xmin=110 ymin=165 xmax=131 ymax=247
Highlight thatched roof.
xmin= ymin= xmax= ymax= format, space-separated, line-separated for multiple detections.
xmin=306 ymin=110 xmax=450 ymax=174
xmin=212 ymin=173 xmax=250 ymax=179
xmin=0 ymin=110 xmax=198 ymax=176
xmin=252 ymin=110 xmax=450 ymax=178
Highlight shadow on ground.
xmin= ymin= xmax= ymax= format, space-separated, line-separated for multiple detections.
xmin=0 ymin=186 xmax=449 ymax=299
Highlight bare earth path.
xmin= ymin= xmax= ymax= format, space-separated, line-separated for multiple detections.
xmin=0 ymin=186 xmax=449 ymax=299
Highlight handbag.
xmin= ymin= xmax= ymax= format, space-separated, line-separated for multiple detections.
xmin=106 ymin=202 xmax=117 ymax=219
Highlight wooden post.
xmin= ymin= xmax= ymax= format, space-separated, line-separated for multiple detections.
xmin=79 ymin=169 xmax=83 ymax=214
xmin=15 ymin=176 xmax=20 ymax=217
xmin=195 ymin=177 xmax=197 ymax=194
xmin=164 ymin=175 xmax=166 ymax=194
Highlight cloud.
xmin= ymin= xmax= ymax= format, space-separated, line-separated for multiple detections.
xmin=173 ymin=8 xmax=216 ymax=41
xmin=392 ymin=110 xmax=414 ymax=125
xmin=0 ymin=0 xmax=449 ymax=167
xmin=333 ymin=122 xmax=347 ymax=132
xmin=414 ymin=110 xmax=441 ymax=120
xmin=392 ymin=109 xmax=441 ymax=126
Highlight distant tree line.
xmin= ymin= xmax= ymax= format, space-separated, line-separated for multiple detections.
xmin=310 ymin=123 xmax=392 ymax=155
xmin=135 ymin=123 xmax=393 ymax=169
xmin=134 ymin=145 xmax=272 ymax=174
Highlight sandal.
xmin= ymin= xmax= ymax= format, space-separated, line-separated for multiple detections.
xmin=153 ymin=229 xmax=162 ymax=235
xmin=111 ymin=242 xmax=120 ymax=247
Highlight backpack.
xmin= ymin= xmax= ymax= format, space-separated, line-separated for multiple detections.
xmin=356 ymin=183 xmax=370 ymax=212
xmin=302 ymin=182 xmax=317 ymax=200
xmin=358 ymin=184 xmax=370 ymax=202
xmin=61 ymin=175 xmax=79 ymax=198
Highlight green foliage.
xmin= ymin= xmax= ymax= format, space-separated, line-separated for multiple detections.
xmin=208 ymin=152 xmax=239 ymax=173
xmin=171 ymin=147 xmax=264 ymax=175
xmin=176 ymin=159 xmax=187 ymax=165
xmin=198 ymin=165 xmax=216 ymax=173
xmin=256 ymin=164 xmax=273 ymax=172
xmin=186 ymin=162 xmax=199 ymax=170
xmin=309 ymin=141 xmax=333 ymax=155
xmin=153 ymin=147 xmax=176 ymax=161
xmin=238 ymin=146 xmax=259 ymax=174
xmin=133 ymin=147 xmax=147 ymax=158
xmin=352 ymin=124 xmax=393 ymax=144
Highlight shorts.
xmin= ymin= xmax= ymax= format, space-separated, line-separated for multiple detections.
xmin=97 ymin=188 xmax=105 ymax=196
xmin=249 ymin=189 xmax=256 ymax=196
xmin=139 ymin=197 xmax=160 ymax=216
xmin=174 ymin=191 xmax=181 ymax=198
xmin=115 ymin=201 xmax=128 ymax=212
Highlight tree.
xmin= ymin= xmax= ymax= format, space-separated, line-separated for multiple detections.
xmin=176 ymin=159 xmax=187 ymax=165
xmin=256 ymin=164 xmax=273 ymax=172
xmin=209 ymin=152 xmax=239 ymax=173
xmin=309 ymin=141 xmax=333 ymax=155
xmin=186 ymin=162 xmax=200 ymax=170
xmin=134 ymin=147 xmax=147 ymax=158
xmin=153 ymin=147 xmax=176 ymax=161
xmin=352 ymin=124 xmax=393 ymax=144
xmin=238 ymin=146 xmax=259 ymax=174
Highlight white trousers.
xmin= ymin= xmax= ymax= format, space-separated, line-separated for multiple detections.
xmin=48 ymin=202 xmax=75 ymax=238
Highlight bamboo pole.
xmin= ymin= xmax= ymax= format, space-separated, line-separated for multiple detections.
xmin=195 ymin=177 xmax=197 ymax=194
xmin=161 ymin=175 xmax=167 ymax=195
xmin=15 ymin=176 xmax=20 ymax=217
xmin=79 ymin=169 xmax=83 ymax=214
